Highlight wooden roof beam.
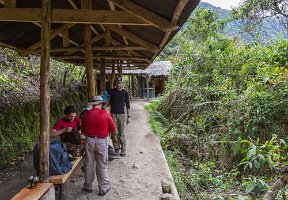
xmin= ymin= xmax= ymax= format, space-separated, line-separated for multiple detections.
xmin=67 ymin=0 xmax=99 ymax=35
xmin=57 ymin=55 xmax=150 ymax=62
xmin=109 ymin=0 xmax=179 ymax=32
xmin=4 ymin=0 xmax=16 ymax=7
xmin=50 ymin=46 xmax=148 ymax=52
xmin=28 ymin=23 xmax=76 ymax=51
xmin=150 ymin=0 xmax=189 ymax=63
xmin=106 ymin=25 xmax=159 ymax=52
xmin=62 ymin=33 xmax=105 ymax=56
xmin=67 ymin=0 xmax=78 ymax=9
xmin=0 ymin=8 xmax=150 ymax=25
xmin=108 ymin=0 xmax=129 ymax=45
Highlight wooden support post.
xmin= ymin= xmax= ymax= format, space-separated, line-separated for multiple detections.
xmin=82 ymin=0 xmax=95 ymax=99
xmin=146 ymin=75 xmax=149 ymax=100
xmin=100 ymin=59 xmax=106 ymax=93
xmin=110 ymin=64 xmax=115 ymax=89
xmin=128 ymin=75 xmax=131 ymax=99
xmin=117 ymin=60 xmax=123 ymax=77
xmin=39 ymin=0 xmax=51 ymax=183
xmin=131 ymin=75 xmax=134 ymax=97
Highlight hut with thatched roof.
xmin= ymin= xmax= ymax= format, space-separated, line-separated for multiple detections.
xmin=106 ymin=61 xmax=172 ymax=98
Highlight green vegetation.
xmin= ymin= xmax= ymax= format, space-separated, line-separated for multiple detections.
xmin=150 ymin=4 xmax=288 ymax=200
xmin=0 ymin=92 xmax=87 ymax=167
xmin=0 ymin=47 xmax=87 ymax=168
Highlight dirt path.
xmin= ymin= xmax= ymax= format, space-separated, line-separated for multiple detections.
xmin=0 ymin=98 xmax=178 ymax=200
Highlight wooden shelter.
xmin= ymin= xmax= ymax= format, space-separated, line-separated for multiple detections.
xmin=106 ymin=61 xmax=172 ymax=98
xmin=0 ymin=0 xmax=200 ymax=182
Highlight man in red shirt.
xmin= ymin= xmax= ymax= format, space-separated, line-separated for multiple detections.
xmin=50 ymin=106 xmax=81 ymax=141
xmin=81 ymin=96 xmax=116 ymax=196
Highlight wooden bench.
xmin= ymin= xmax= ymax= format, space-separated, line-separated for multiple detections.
xmin=49 ymin=157 xmax=82 ymax=200
xmin=49 ymin=156 xmax=82 ymax=184
xmin=11 ymin=183 xmax=54 ymax=200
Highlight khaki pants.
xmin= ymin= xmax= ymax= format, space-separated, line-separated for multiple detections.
xmin=83 ymin=137 xmax=110 ymax=192
xmin=111 ymin=114 xmax=126 ymax=151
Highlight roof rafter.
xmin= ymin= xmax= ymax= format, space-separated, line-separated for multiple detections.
xmin=28 ymin=23 xmax=76 ymax=51
xmin=0 ymin=8 xmax=150 ymax=25
xmin=106 ymin=25 xmax=159 ymax=52
xmin=57 ymin=55 xmax=150 ymax=62
xmin=108 ymin=0 xmax=129 ymax=45
xmin=109 ymin=0 xmax=179 ymax=32
xmin=50 ymin=46 xmax=147 ymax=52
xmin=150 ymin=0 xmax=189 ymax=63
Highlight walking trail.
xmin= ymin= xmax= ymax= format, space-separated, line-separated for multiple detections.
xmin=0 ymin=98 xmax=178 ymax=200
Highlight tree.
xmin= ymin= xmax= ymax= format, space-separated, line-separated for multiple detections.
xmin=232 ymin=0 xmax=288 ymax=31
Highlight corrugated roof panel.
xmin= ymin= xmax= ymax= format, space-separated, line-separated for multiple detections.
xmin=0 ymin=0 xmax=200 ymax=67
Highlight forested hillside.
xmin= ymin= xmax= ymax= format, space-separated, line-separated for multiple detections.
xmin=199 ymin=2 xmax=287 ymax=42
xmin=149 ymin=2 xmax=288 ymax=199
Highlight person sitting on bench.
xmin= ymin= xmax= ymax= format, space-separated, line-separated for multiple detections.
xmin=50 ymin=106 xmax=81 ymax=141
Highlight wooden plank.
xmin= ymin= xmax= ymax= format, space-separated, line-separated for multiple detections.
xmin=52 ymin=9 xmax=149 ymax=25
xmin=58 ymin=55 xmax=150 ymax=62
xmin=106 ymin=25 xmax=159 ymax=52
xmin=62 ymin=28 xmax=70 ymax=47
xmin=28 ymin=23 xmax=75 ymax=51
xmin=108 ymin=0 xmax=129 ymax=45
xmin=109 ymin=0 xmax=179 ymax=32
xmin=67 ymin=0 xmax=78 ymax=9
xmin=0 ymin=8 xmax=150 ymax=25
xmin=4 ymin=0 xmax=16 ymax=7
xmin=110 ymin=65 xmax=115 ymax=89
xmin=62 ymin=34 xmax=104 ymax=56
xmin=150 ymin=0 xmax=189 ymax=64
xmin=50 ymin=45 xmax=147 ymax=52
xmin=85 ymin=24 xmax=95 ymax=99
xmin=0 ymin=8 xmax=41 ymax=22
xmin=11 ymin=183 xmax=53 ymax=200
xmin=100 ymin=59 xmax=106 ymax=92
xmin=39 ymin=0 xmax=51 ymax=183
xmin=49 ymin=157 xmax=82 ymax=185
xmin=160 ymin=0 xmax=188 ymax=48
xmin=83 ymin=0 xmax=96 ymax=99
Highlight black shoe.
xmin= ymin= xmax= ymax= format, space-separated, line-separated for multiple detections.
xmin=82 ymin=188 xmax=92 ymax=193
xmin=120 ymin=149 xmax=126 ymax=157
xmin=114 ymin=149 xmax=120 ymax=156
xmin=98 ymin=187 xmax=111 ymax=196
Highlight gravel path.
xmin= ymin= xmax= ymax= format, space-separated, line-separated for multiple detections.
xmin=0 ymin=98 xmax=178 ymax=200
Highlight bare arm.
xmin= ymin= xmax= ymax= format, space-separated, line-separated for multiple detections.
xmin=50 ymin=127 xmax=72 ymax=138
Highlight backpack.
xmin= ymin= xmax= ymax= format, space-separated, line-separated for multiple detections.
xmin=33 ymin=140 xmax=72 ymax=176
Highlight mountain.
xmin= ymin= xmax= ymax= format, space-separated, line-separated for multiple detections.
xmin=198 ymin=2 xmax=288 ymax=42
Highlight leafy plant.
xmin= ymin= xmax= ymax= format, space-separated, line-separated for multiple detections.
xmin=239 ymin=134 xmax=288 ymax=171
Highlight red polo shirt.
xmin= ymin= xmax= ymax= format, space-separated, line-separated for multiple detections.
xmin=53 ymin=116 xmax=81 ymax=141
xmin=81 ymin=108 xmax=116 ymax=138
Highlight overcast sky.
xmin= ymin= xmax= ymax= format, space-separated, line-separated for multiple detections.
xmin=201 ymin=0 xmax=242 ymax=10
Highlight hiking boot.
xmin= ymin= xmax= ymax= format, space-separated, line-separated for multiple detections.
xmin=98 ymin=187 xmax=111 ymax=196
xmin=82 ymin=188 xmax=92 ymax=193
xmin=120 ymin=149 xmax=126 ymax=157
xmin=114 ymin=149 xmax=120 ymax=156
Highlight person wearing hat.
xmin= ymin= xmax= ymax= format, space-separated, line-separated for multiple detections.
xmin=79 ymin=104 xmax=93 ymax=119
xmin=109 ymin=76 xmax=131 ymax=157
xmin=81 ymin=96 xmax=116 ymax=196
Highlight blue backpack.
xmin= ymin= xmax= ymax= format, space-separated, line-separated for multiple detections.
xmin=33 ymin=141 xmax=72 ymax=175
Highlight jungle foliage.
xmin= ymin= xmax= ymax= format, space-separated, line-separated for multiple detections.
xmin=150 ymin=6 xmax=288 ymax=200
xmin=0 ymin=48 xmax=87 ymax=168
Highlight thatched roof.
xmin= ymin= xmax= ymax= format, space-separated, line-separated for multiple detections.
xmin=106 ymin=61 xmax=172 ymax=76
xmin=0 ymin=0 xmax=200 ymax=69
